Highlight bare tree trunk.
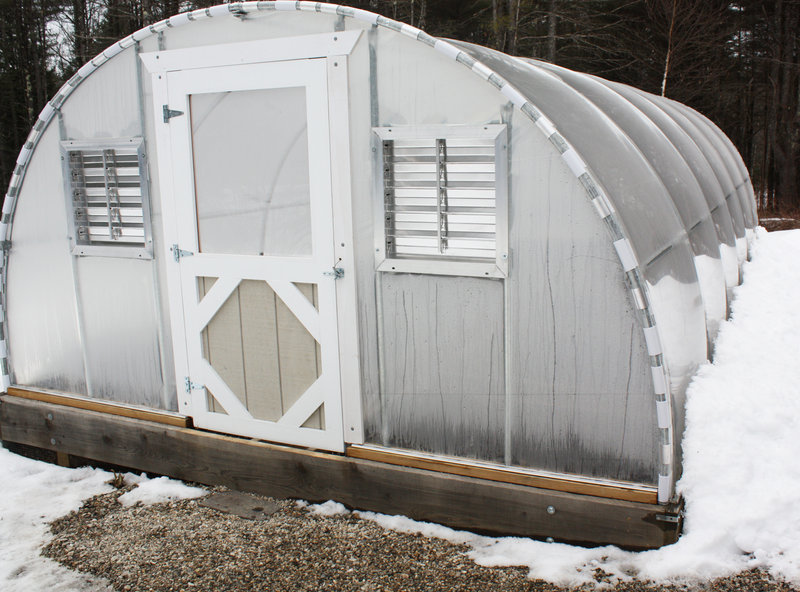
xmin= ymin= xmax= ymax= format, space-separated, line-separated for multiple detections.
xmin=660 ymin=0 xmax=678 ymax=96
xmin=774 ymin=0 xmax=800 ymax=211
xmin=547 ymin=0 xmax=557 ymax=62
xmin=507 ymin=0 xmax=520 ymax=55
xmin=492 ymin=0 xmax=500 ymax=49
xmin=72 ymin=0 xmax=89 ymax=68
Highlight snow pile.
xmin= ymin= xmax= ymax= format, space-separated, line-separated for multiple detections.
xmin=0 ymin=446 xmax=113 ymax=592
xmin=664 ymin=227 xmax=800 ymax=583
xmin=117 ymin=475 xmax=206 ymax=507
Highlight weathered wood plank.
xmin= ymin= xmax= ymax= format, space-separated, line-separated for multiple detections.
xmin=0 ymin=395 xmax=680 ymax=549
xmin=6 ymin=387 xmax=189 ymax=427
xmin=347 ymin=445 xmax=657 ymax=504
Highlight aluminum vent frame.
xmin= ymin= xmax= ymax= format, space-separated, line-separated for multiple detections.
xmin=60 ymin=137 xmax=154 ymax=260
xmin=373 ymin=124 xmax=508 ymax=278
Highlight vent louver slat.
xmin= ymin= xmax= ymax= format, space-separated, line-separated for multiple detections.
xmin=383 ymin=136 xmax=498 ymax=261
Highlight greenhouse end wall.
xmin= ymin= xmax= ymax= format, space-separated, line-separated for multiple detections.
xmin=2 ymin=4 xmax=756 ymax=502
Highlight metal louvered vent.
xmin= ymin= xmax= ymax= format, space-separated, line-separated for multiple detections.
xmin=61 ymin=138 xmax=153 ymax=259
xmin=374 ymin=125 xmax=508 ymax=278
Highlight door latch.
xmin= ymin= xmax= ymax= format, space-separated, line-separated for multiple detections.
xmin=184 ymin=377 xmax=203 ymax=393
xmin=323 ymin=267 xmax=345 ymax=279
xmin=323 ymin=258 xmax=344 ymax=279
xmin=172 ymin=244 xmax=194 ymax=262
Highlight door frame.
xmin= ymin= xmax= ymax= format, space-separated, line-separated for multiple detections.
xmin=142 ymin=31 xmax=364 ymax=446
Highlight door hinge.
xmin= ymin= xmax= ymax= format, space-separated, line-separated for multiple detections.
xmin=163 ymin=105 xmax=185 ymax=123
xmin=172 ymin=243 xmax=194 ymax=262
xmin=184 ymin=376 xmax=203 ymax=393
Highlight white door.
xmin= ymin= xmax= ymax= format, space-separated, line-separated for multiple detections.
xmin=159 ymin=58 xmax=345 ymax=451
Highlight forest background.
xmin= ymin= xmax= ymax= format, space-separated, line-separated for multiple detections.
xmin=0 ymin=0 xmax=798 ymax=214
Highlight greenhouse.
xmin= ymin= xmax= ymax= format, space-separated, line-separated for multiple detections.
xmin=0 ymin=2 xmax=757 ymax=549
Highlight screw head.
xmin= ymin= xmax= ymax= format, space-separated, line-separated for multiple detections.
xmin=50 ymin=438 xmax=56 ymax=445
xmin=546 ymin=537 xmax=555 ymax=543
xmin=46 ymin=413 xmax=53 ymax=420
xmin=546 ymin=505 xmax=556 ymax=515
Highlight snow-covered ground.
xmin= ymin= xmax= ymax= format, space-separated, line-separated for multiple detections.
xmin=1 ymin=228 xmax=799 ymax=589
xmin=0 ymin=451 xmax=205 ymax=592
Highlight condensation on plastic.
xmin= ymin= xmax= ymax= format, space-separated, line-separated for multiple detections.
xmin=5 ymin=126 xmax=87 ymax=394
xmin=532 ymin=60 xmax=726 ymax=345
xmin=375 ymin=274 xmax=506 ymax=463
xmin=359 ymin=29 xmax=659 ymax=483
xmin=504 ymin=122 xmax=657 ymax=482
xmin=74 ymin=257 xmax=166 ymax=408
xmin=191 ymin=87 xmax=313 ymax=257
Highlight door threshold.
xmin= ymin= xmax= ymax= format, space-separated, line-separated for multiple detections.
xmin=346 ymin=444 xmax=658 ymax=504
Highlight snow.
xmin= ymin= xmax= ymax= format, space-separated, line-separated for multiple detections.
xmin=2 ymin=227 xmax=799 ymax=589
xmin=0 ymin=446 xmax=113 ymax=592
xmin=298 ymin=499 xmax=351 ymax=517
xmin=0 ymin=452 xmax=207 ymax=591
xmin=117 ymin=475 xmax=206 ymax=507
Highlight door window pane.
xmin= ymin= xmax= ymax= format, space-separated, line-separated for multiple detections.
xmin=190 ymin=87 xmax=312 ymax=256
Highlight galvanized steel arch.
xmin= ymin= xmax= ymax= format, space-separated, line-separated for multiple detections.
xmin=1 ymin=1 xmax=677 ymax=502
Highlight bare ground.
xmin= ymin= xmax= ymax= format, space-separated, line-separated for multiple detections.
xmin=42 ymin=484 xmax=799 ymax=592
xmin=759 ymin=216 xmax=800 ymax=232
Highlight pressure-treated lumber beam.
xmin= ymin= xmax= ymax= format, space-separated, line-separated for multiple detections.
xmin=6 ymin=387 xmax=190 ymax=428
xmin=0 ymin=395 xmax=681 ymax=549
xmin=347 ymin=445 xmax=658 ymax=504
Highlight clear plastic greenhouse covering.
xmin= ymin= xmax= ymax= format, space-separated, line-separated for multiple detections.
xmin=1 ymin=2 xmax=758 ymax=507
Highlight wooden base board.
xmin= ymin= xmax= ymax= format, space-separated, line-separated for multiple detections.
xmin=6 ymin=387 xmax=190 ymax=428
xmin=0 ymin=395 xmax=681 ymax=549
xmin=347 ymin=445 xmax=657 ymax=504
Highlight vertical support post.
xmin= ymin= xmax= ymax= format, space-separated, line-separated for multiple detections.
xmin=58 ymin=112 xmax=95 ymax=398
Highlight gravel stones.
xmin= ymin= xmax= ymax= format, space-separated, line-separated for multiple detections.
xmin=42 ymin=487 xmax=797 ymax=592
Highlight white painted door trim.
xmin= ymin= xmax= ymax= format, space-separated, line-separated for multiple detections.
xmin=139 ymin=31 xmax=362 ymax=73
